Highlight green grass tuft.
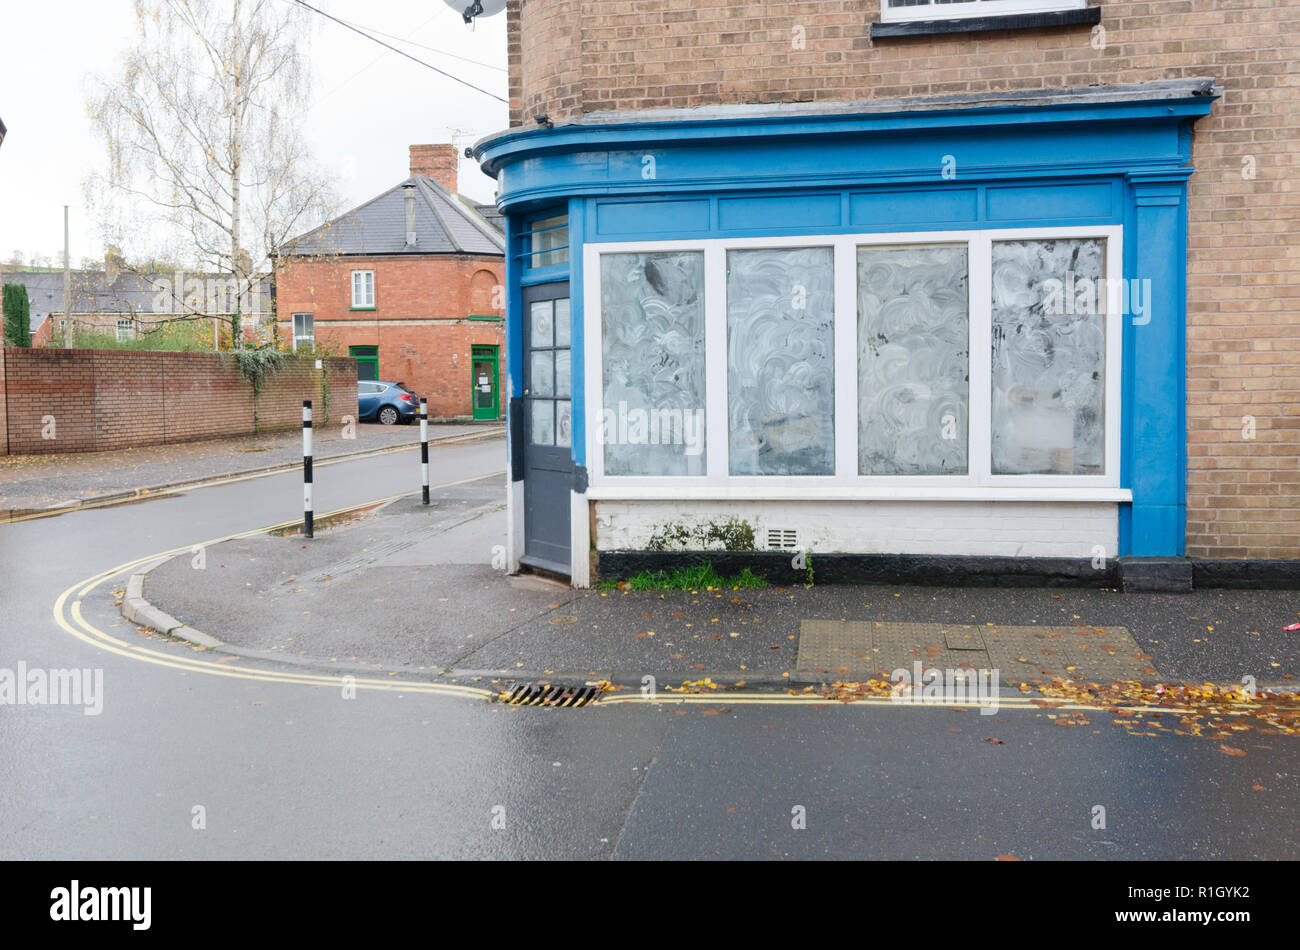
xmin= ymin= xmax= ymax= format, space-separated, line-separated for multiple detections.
xmin=602 ymin=563 xmax=768 ymax=591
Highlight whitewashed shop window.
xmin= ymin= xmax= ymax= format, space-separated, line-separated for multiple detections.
xmin=881 ymin=0 xmax=1087 ymax=23
xmin=991 ymin=238 xmax=1105 ymax=475
xmin=584 ymin=226 xmax=1122 ymax=499
xmin=599 ymin=252 xmax=707 ymax=475
xmin=351 ymin=270 xmax=374 ymax=308
xmin=727 ymin=247 xmax=835 ymax=475
xmin=857 ymin=244 xmax=968 ymax=475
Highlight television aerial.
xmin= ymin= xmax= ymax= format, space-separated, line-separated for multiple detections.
xmin=444 ymin=0 xmax=506 ymax=24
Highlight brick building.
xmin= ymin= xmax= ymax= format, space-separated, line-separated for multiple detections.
xmin=275 ymin=145 xmax=506 ymax=421
xmin=470 ymin=0 xmax=1298 ymax=586
xmin=6 ymin=265 xmax=273 ymax=347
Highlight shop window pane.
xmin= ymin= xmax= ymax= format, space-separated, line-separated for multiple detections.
xmin=991 ymin=238 xmax=1106 ymax=475
xmin=555 ymin=299 xmax=571 ymax=347
xmin=556 ymin=350 xmax=571 ymax=398
xmin=858 ymin=245 xmax=969 ymax=475
xmin=530 ymin=300 xmax=553 ymax=348
xmin=530 ymin=215 xmax=569 ymax=268
xmin=726 ymin=247 xmax=835 ymax=476
xmin=530 ymin=399 xmax=555 ymax=446
xmin=530 ymin=351 xmax=554 ymax=396
xmin=557 ymin=400 xmax=572 ymax=448
xmin=600 ymin=252 xmax=707 ymax=476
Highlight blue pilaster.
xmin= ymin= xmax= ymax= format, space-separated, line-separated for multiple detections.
xmin=1123 ymin=172 xmax=1191 ymax=555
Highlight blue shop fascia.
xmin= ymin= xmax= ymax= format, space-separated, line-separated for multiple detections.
xmin=472 ymin=78 xmax=1218 ymax=588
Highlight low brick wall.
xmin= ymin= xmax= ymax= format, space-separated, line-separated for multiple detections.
xmin=0 ymin=349 xmax=357 ymax=455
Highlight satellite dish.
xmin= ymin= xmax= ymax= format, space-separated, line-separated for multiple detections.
xmin=444 ymin=0 xmax=505 ymax=24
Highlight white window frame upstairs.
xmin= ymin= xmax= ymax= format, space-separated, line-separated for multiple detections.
xmin=582 ymin=225 xmax=1128 ymax=504
xmin=292 ymin=312 xmax=314 ymax=353
xmin=880 ymin=0 xmax=1087 ymax=24
xmin=351 ymin=269 xmax=375 ymax=308
xmin=115 ymin=317 xmax=134 ymax=342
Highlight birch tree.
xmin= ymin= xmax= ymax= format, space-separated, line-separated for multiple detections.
xmin=87 ymin=0 xmax=338 ymax=344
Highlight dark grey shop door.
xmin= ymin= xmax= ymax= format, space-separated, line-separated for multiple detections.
xmin=521 ymin=282 xmax=572 ymax=574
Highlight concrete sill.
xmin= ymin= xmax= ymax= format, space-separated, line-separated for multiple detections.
xmin=586 ymin=485 xmax=1132 ymax=503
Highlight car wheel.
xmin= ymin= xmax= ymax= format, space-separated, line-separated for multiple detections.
xmin=378 ymin=406 xmax=399 ymax=426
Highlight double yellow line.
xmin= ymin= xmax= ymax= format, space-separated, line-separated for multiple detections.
xmin=51 ymin=475 xmax=502 ymax=701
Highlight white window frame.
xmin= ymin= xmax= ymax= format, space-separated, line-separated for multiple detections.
xmin=351 ymin=270 xmax=375 ymax=308
xmin=582 ymin=225 xmax=1128 ymax=504
xmin=115 ymin=317 xmax=134 ymax=342
xmin=880 ymin=0 xmax=1086 ymax=24
xmin=529 ymin=214 xmax=570 ymax=269
xmin=292 ymin=312 xmax=314 ymax=353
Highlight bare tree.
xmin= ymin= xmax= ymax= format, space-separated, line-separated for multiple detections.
xmin=87 ymin=0 xmax=339 ymax=344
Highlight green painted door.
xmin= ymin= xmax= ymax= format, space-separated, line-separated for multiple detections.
xmin=350 ymin=345 xmax=379 ymax=381
xmin=471 ymin=345 xmax=500 ymax=420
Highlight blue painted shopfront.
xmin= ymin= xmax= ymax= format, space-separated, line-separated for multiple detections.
xmin=475 ymin=84 xmax=1217 ymax=580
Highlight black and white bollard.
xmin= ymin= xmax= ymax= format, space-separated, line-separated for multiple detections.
xmin=302 ymin=399 xmax=314 ymax=538
xmin=419 ymin=397 xmax=430 ymax=505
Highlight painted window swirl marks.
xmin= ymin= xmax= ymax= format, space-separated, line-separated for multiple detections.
xmin=600 ymin=252 xmax=707 ymax=476
xmin=991 ymin=239 xmax=1106 ymax=475
xmin=857 ymin=245 xmax=969 ymax=475
xmin=726 ymin=247 xmax=836 ymax=476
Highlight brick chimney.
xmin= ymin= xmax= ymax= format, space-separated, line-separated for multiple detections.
xmin=409 ymin=144 xmax=459 ymax=194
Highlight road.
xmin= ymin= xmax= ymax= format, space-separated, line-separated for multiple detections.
xmin=0 ymin=438 xmax=1295 ymax=859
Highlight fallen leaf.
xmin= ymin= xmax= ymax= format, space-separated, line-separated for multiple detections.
xmin=1219 ymin=744 xmax=1246 ymax=757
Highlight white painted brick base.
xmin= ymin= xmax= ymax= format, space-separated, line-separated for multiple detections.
xmin=593 ymin=500 xmax=1119 ymax=559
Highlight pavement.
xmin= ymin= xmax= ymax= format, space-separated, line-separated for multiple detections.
xmin=0 ymin=420 xmax=503 ymax=513
xmin=135 ymin=471 xmax=1300 ymax=691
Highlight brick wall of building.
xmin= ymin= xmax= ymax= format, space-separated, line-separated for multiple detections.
xmin=275 ymin=253 xmax=506 ymax=419
xmin=507 ymin=0 xmax=1300 ymax=558
xmin=0 ymin=349 xmax=357 ymax=455
xmin=0 ymin=339 xmax=7 ymax=454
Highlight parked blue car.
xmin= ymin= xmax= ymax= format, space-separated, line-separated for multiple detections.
xmin=358 ymin=380 xmax=420 ymax=425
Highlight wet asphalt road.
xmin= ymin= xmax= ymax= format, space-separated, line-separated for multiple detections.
xmin=1 ymin=440 xmax=1296 ymax=859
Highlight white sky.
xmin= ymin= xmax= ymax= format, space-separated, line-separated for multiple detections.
xmin=0 ymin=0 xmax=509 ymax=266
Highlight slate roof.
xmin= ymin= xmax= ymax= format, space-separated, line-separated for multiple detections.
xmin=279 ymin=176 xmax=504 ymax=258
xmin=2 ymin=269 xmax=273 ymax=333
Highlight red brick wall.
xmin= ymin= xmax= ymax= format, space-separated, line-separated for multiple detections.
xmin=2 ymin=349 xmax=97 ymax=454
xmin=275 ymin=253 xmax=506 ymax=419
xmin=0 ymin=341 xmax=7 ymax=454
xmin=0 ymin=349 xmax=357 ymax=455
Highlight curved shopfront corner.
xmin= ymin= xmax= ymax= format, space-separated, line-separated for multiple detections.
xmin=474 ymin=80 xmax=1218 ymax=588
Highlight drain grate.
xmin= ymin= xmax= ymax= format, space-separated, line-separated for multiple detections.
xmin=498 ymin=683 xmax=601 ymax=707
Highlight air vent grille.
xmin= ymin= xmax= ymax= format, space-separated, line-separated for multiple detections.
xmin=767 ymin=528 xmax=799 ymax=551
